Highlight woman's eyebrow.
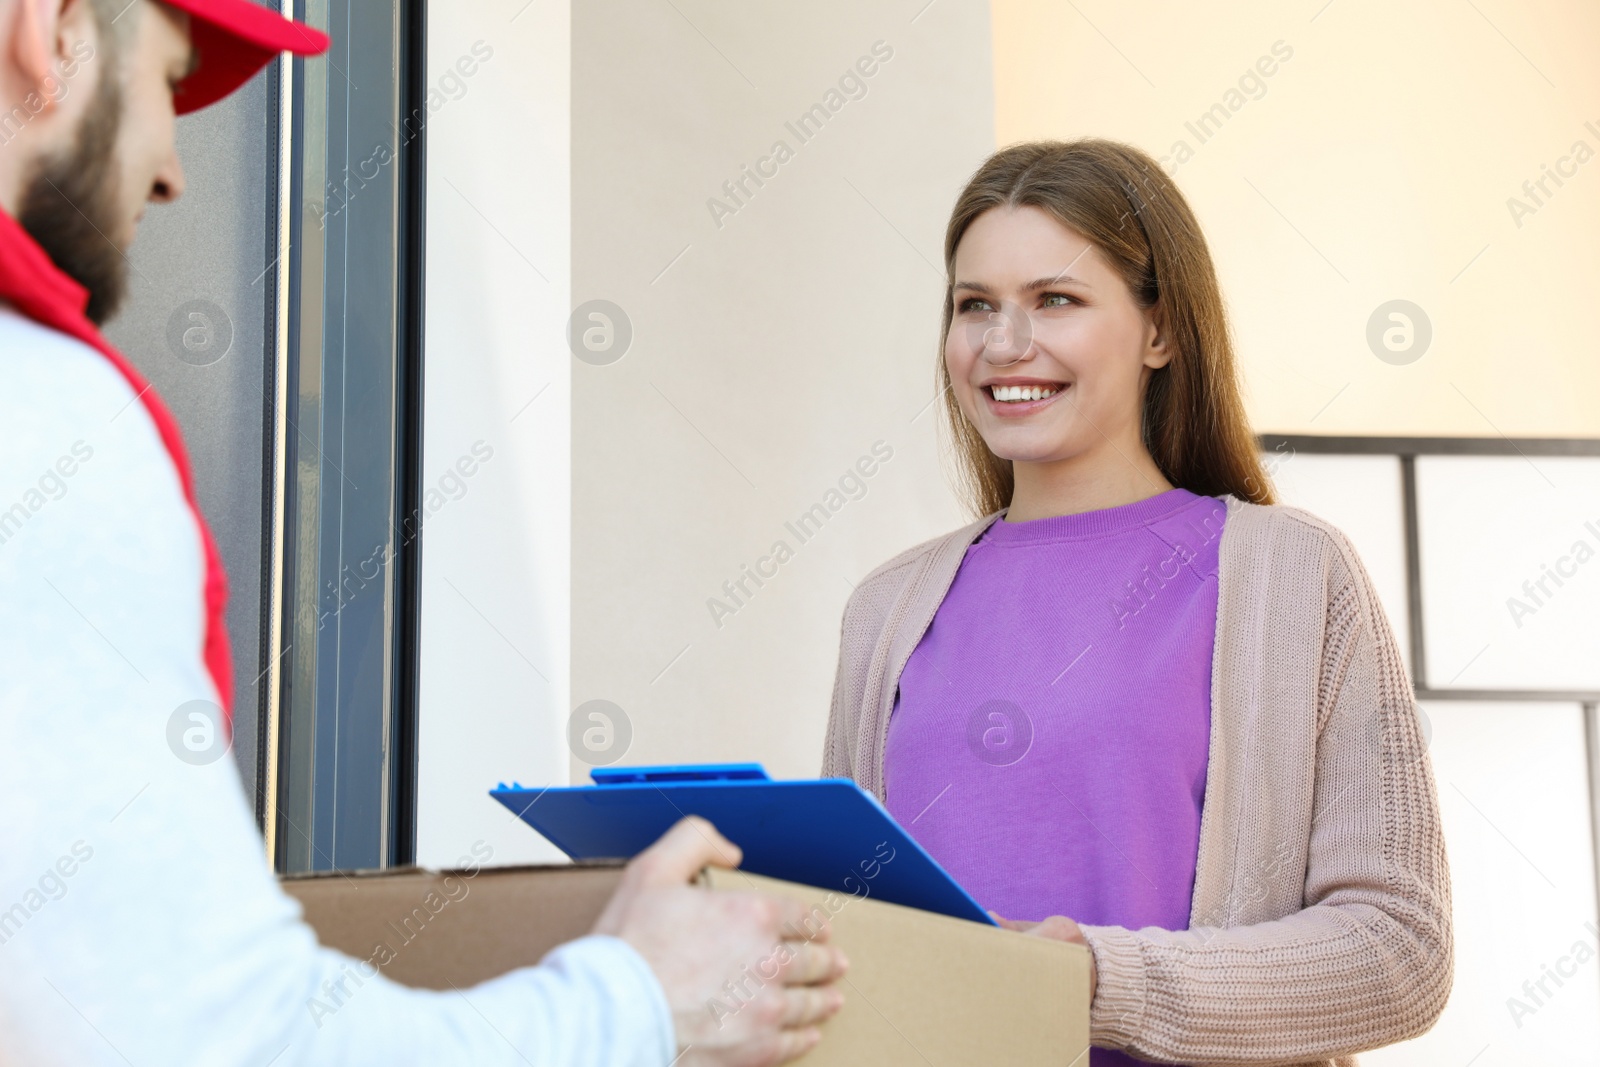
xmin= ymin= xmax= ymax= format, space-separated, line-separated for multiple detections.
xmin=952 ymin=275 xmax=1093 ymax=293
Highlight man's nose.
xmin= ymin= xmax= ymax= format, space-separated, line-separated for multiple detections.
xmin=150 ymin=152 xmax=187 ymax=204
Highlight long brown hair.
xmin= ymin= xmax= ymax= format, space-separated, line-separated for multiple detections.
xmin=938 ymin=138 xmax=1274 ymax=515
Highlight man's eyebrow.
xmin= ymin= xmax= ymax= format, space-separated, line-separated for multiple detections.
xmin=952 ymin=274 xmax=1093 ymax=294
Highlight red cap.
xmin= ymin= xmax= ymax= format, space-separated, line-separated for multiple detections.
xmin=158 ymin=0 xmax=331 ymax=115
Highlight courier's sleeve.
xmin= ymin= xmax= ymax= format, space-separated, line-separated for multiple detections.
xmin=0 ymin=333 xmax=674 ymax=1066
xmin=1077 ymin=533 xmax=1453 ymax=1065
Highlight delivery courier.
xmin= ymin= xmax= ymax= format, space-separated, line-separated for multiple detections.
xmin=0 ymin=2 xmax=845 ymax=1063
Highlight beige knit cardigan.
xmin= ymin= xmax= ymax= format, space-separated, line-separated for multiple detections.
xmin=821 ymin=493 xmax=1453 ymax=1066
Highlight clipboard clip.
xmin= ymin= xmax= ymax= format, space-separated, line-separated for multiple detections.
xmin=590 ymin=763 xmax=772 ymax=785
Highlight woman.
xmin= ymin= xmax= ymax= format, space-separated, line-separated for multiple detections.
xmin=821 ymin=139 xmax=1451 ymax=1065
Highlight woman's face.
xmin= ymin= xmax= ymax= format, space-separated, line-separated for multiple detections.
xmin=945 ymin=204 xmax=1170 ymax=468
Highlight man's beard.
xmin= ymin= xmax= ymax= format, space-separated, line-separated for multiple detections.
xmin=16 ymin=67 xmax=127 ymax=327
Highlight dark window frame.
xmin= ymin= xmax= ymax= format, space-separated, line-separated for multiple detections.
xmin=1257 ymin=433 xmax=1600 ymax=704
xmin=268 ymin=0 xmax=428 ymax=874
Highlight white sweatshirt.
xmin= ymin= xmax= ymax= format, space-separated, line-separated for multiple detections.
xmin=0 ymin=306 xmax=675 ymax=1066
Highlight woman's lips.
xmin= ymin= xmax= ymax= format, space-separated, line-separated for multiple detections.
xmin=981 ymin=382 xmax=1070 ymax=417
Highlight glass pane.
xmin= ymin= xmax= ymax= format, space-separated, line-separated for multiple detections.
xmin=1364 ymin=701 xmax=1600 ymax=1064
xmin=276 ymin=0 xmax=418 ymax=873
xmin=1417 ymin=456 xmax=1600 ymax=691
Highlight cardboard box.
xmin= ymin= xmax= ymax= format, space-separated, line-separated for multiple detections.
xmin=285 ymin=862 xmax=627 ymax=990
xmin=284 ymin=862 xmax=1090 ymax=1065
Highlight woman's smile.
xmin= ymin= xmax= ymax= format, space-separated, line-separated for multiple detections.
xmin=980 ymin=378 xmax=1073 ymax=417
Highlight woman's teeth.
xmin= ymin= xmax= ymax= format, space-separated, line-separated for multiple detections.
xmin=989 ymin=384 xmax=1061 ymax=403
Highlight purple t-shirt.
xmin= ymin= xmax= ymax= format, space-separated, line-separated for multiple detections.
xmin=883 ymin=488 xmax=1226 ymax=1067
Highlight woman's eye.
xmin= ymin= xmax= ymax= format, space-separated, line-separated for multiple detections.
xmin=958 ymin=297 xmax=993 ymax=313
xmin=1042 ymin=293 xmax=1074 ymax=308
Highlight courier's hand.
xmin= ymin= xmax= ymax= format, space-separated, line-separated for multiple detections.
xmin=594 ymin=816 xmax=849 ymax=1065
xmin=989 ymin=911 xmax=1098 ymax=1002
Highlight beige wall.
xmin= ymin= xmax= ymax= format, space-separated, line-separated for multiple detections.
xmin=427 ymin=0 xmax=1600 ymax=836
xmin=572 ymin=1 xmax=995 ymax=778
xmin=569 ymin=0 xmax=1600 ymax=781
xmin=412 ymin=4 xmax=1598 ymax=1056
xmin=416 ymin=0 xmax=572 ymax=866
xmin=993 ymin=0 xmax=1600 ymax=438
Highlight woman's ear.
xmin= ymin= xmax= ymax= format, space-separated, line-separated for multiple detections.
xmin=1143 ymin=302 xmax=1174 ymax=370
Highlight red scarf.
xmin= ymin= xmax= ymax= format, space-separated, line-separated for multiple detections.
xmin=0 ymin=206 xmax=234 ymax=733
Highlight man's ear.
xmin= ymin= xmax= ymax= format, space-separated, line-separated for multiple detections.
xmin=8 ymin=0 xmax=82 ymax=108
xmin=1143 ymin=301 xmax=1174 ymax=370
xmin=9 ymin=0 xmax=55 ymax=89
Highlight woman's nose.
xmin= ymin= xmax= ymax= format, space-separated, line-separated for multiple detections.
xmin=974 ymin=304 xmax=1034 ymax=366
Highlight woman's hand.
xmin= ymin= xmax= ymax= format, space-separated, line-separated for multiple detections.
xmin=989 ymin=912 xmax=1097 ymax=1002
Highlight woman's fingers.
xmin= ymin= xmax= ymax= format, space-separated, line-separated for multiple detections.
xmin=1023 ymin=915 xmax=1086 ymax=944
xmin=993 ymin=912 xmax=1085 ymax=940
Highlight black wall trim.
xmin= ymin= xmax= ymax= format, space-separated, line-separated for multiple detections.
xmin=1259 ymin=433 xmax=1600 ymax=456
xmin=1399 ymin=454 xmax=1428 ymax=691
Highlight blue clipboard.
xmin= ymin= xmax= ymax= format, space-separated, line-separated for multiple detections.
xmin=491 ymin=763 xmax=996 ymax=925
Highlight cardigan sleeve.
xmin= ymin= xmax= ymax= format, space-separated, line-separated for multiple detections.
xmin=819 ymin=545 xmax=930 ymax=783
xmin=1077 ymin=531 xmax=1454 ymax=1065
xmin=821 ymin=605 xmax=854 ymax=779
